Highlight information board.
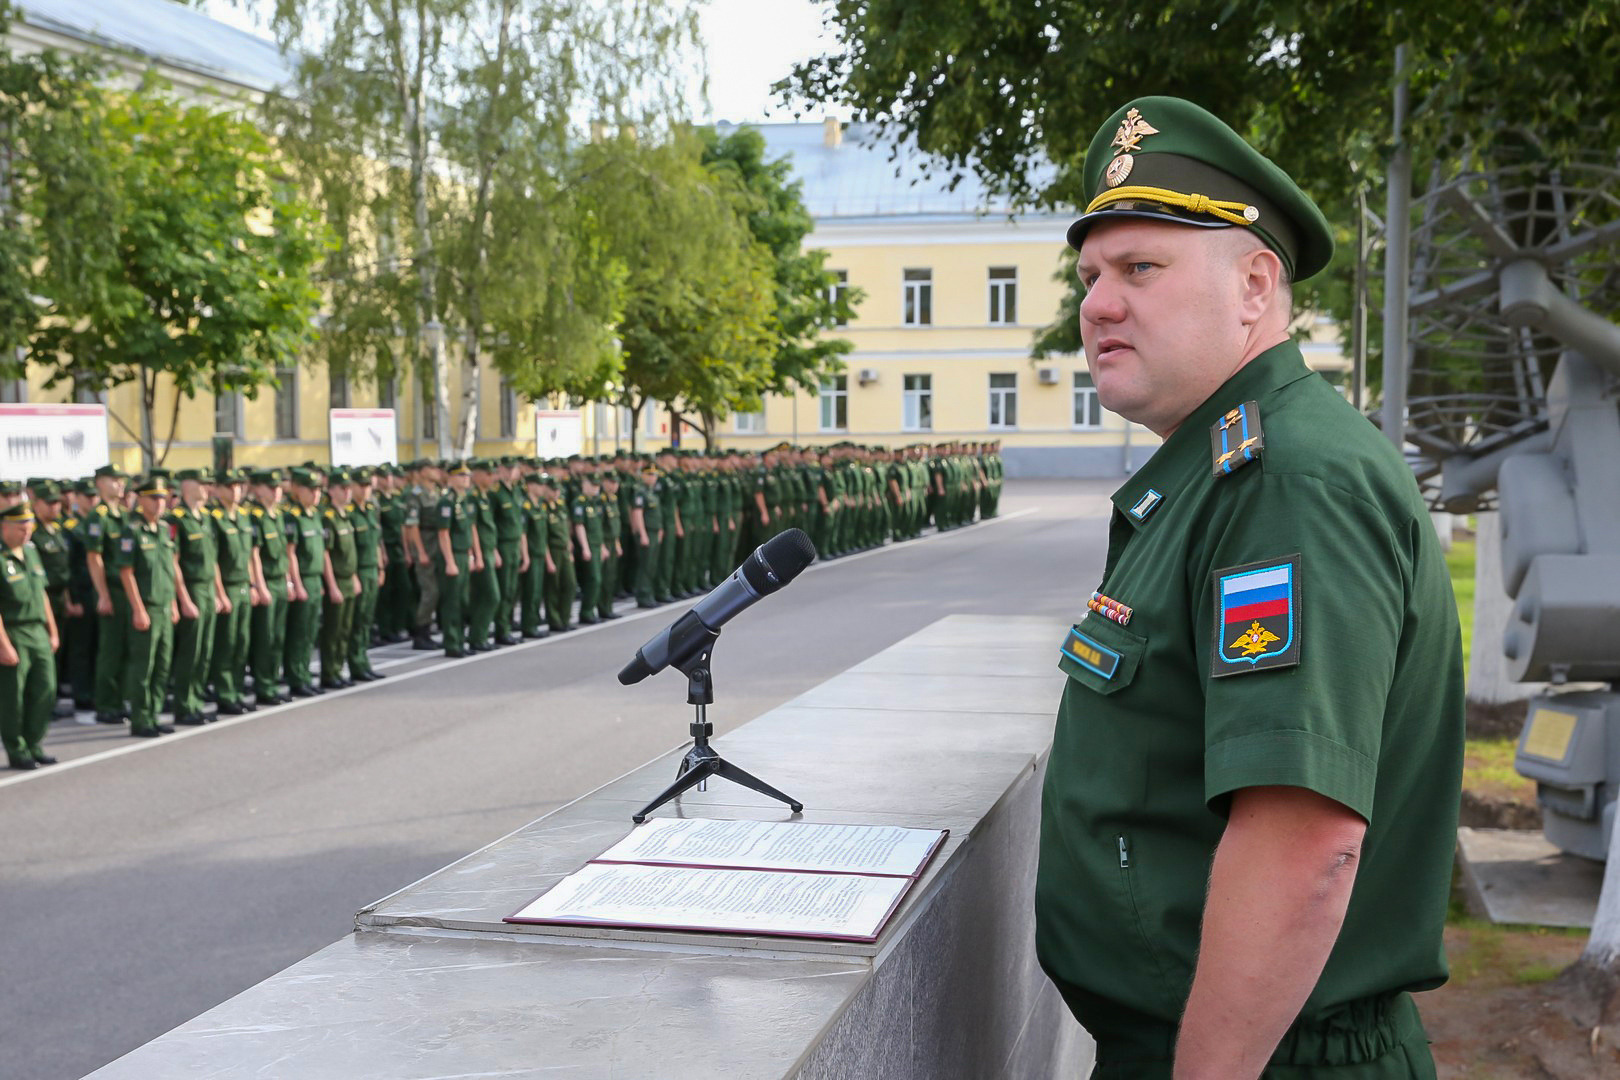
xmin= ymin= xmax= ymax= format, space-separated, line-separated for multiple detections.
xmin=0 ymin=403 xmax=111 ymax=480
xmin=535 ymin=409 xmax=583 ymax=460
xmin=329 ymin=408 xmax=398 ymax=467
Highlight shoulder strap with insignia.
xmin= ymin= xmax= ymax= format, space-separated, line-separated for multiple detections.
xmin=1210 ymin=400 xmax=1266 ymax=478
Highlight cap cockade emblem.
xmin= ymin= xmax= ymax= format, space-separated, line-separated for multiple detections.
xmin=1106 ymin=107 xmax=1160 ymax=188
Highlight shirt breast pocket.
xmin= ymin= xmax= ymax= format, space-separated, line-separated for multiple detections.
xmin=1057 ymin=616 xmax=1146 ymax=696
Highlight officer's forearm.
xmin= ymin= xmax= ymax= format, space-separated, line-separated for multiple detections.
xmin=1173 ymin=786 xmax=1364 ymax=1080
xmin=119 ymin=567 xmax=145 ymax=621
xmin=88 ymin=552 xmax=109 ymax=601
xmin=438 ymin=531 xmax=454 ymax=563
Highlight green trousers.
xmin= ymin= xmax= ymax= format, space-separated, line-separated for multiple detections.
xmin=545 ymin=547 xmax=576 ymax=631
xmin=284 ymin=577 xmax=323 ymax=690
xmin=467 ymin=557 xmax=499 ymax=647
xmin=320 ymin=585 xmax=356 ymax=683
xmin=93 ymin=592 xmax=130 ymax=715
xmin=496 ymin=543 xmax=521 ymax=639
xmin=251 ymin=579 xmax=289 ymax=702
xmin=597 ymin=549 xmax=619 ymax=619
xmin=575 ymin=551 xmax=602 ymax=621
xmin=654 ymin=521 xmax=679 ymax=600
xmin=710 ymin=522 xmax=735 ymax=585
xmin=65 ymin=602 xmax=96 ymax=708
xmin=413 ymin=556 xmax=439 ymax=633
xmin=633 ymin=535 xmax=661 ymax=606
xmin=211 ymin=581 xmax=252 ymax=706
xmin=123 ymin=607 xmax=174 ymax=732
xmin=520 ymin=558 xmax=547 ymax=635
xmin=348 ymin=568 xmax=380 ymax=675
xmin=378 ymin=547 xmax=411 ymax=637
xmin=1 ymin=623 xmax=54 ymax=762
xmin=437 ymin=551 xmax=470 ymax=652
xmin=171 ymin=579 xmax=217 ymax=717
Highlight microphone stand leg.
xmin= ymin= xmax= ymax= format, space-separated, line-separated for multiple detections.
xmin=632 ymin=757 xmax=719 ymax=824
xmin=708 ymin=757 xmax=804 ymax=815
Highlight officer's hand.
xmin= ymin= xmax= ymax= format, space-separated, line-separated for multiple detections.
xmin=760 ymin=512 xmax=770 ymax=525
xmin=96 ymin=593 xmax=113 ymax=617
xmin=216 ymin=595 xmax=229 ymax=616
xmin=377 ymin=568 xmax=385 ymax=587
xmin=615 ymin=542 xmax=623 ymax=556
xmin=181 ymin=597 xmax=200 ymax=620
xmin=293 ymin=582 xmax=308 ymax=601
xmin=675 ymin=525 xmax=684 ymax=538
xmin=494 ymin=550 xmax=503 ymax=569
xmin=472 ymin=555 xmax=484 ymax=572
xmin=327 ymin=583 xmax=342 ymax=603
xmin=519 ymin=555 xmax=530 ymax=573
xmin=417 ymin=552 xmax=430 ymax=567
xmin=252 ymin=587 xmax=269 ymax=607
xmin=132 ymin=608 xmax=151 ymax=632
xmin=0 ymin=640 xmax=18 ymax=667
xmin=600 ymin=544 xmax=610 ymax=561
xmin=66 ymin=599 xmax=84 ymax=618
xmin=350 ymin=574 xmax=360 ymax=596
xmin=170 ymin=603 xmax=180 ymax=625
xmin=49 ymin=629 xmax=59 ymax=653
xmin=545 ymin=557 xmax=556 ymax=574
xmin=444 ymin=562 xmax=459 ymax=577
xmin=712 ymin=523 xmax=718 ymax=534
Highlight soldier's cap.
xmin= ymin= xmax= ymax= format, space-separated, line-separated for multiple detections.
xmin=0 ymin=480 xmax=25 ymax=498
xmin=522 ymin=470 xmax=547 ymax=486
xmin=73 ymin=479 xmax=96 ymax=496
xmin=176 ymin=467 xmax=213 ymax=484
xmin=146 ymin=467 xmax=172 ymax=481
xmin=353 ymin=466 xmax=375 ymax=481
xmin=288 ymin=466 xmax=322 ymax=487
xmin=0 ymin=501 xmax=35 ymax=524
xmin=93 ymin=464 xmax=128 ymax=480
xmin=446 ymin=460 xmax=472 ymax=476
xmin=30 ymin=479 xmax=62 ymax=501
xmin=220 ymin=468 xmax=250 ymax=484
xmin=327 ymin=468 xmax=353 ymax=485
xmin=470 ymin=457 xmax=493 ymax=472
xmin=1066 ymin=96 xmax=1334 ymax=282
xmin=135 ymin=475 xmax=171 ymax=497
xmin=249 ymin=468 xmax=282 ymax=485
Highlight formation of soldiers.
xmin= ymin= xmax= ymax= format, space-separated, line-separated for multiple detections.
xmin=0 ymin=441 xmax=1001 ymax=768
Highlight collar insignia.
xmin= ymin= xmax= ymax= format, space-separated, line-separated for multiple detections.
xmin=1128 ymin=488 xmax=1163 ymax=521
xmin=1209 ymin=401 xmax=1266 ymax=478
xmin=1106 ymin=107 xmax=1160 ymax=188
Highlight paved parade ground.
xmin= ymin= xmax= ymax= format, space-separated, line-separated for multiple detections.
xmin=1 ymin=479 xmax=1113 ymax=1080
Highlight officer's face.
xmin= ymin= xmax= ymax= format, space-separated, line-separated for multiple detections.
xmin=1076 ymin=218 xmax=1255 ymax=437
xmin=1 ymin=520 xmax=30 ymax=548
xmin=139 ymin=493 xmax=168 ymax=520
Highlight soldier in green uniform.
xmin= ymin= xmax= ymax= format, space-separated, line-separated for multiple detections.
xmin=434 ymin=462 xmax=479 ymax=658
xmin=1036 ymin=97 xmax=1461 ymax=1079
xmin=541 ymin=475 xmax=575 ymax=632
xmin=407 ymin=462 xmax=443 ymax=650
xmin=653 ymin=450 xmax=683 ymax=604
xmin=344 ymin=467 xmax=386 ymax=680
xmin=375 ymin=466 xmax=411 ymax=643
xmin=84 ymin=464 xmax=132 ymax=724
xmin=491 ymin=458 xmax=525 ymax=644
xmin=209 ymin=469 xmax=257 ymax=714
xmin=518 ymin=470 xmax=552 ymax=639
xmin=169 ymin=469 xmax=222 ymax=725
xmin=596 ymin=468 xmax=624 ymax=621
xmin=282 ymin=467 xmax=327 ymax=697
xmin=462 ymin=461 xmax=500 ymax=650
xmin=710 ymin=455 xmax=740 ymax=583
xmin=1 ymin=501 xmax=61 ymax=768
xmin=248 ymin=469 xmax=294 ymax=706
xmin=59 ymin=480 xmax=98 ymax=712
xmin=116 ymin=476 xmax=194 ymax=737
xmin=631 ymin=461 xmax=662 ymax=608
xmin=571 ymin=471 xmax=607 ymax=625
xmin=318 ymin=470 xmax=360 ymax=688
xmin=27 ymin=483 xmax=71 ymax=713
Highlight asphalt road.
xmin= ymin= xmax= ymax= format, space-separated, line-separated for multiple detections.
xmin=1 ymin=479 xmax=1114 ymax=1080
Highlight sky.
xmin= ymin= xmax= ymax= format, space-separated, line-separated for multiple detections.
xmin=197 ymin=0 xmax=844 ymax=124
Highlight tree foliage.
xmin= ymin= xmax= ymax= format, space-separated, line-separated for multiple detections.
xmin=786 ymin=1 xmax=1620 ymax=365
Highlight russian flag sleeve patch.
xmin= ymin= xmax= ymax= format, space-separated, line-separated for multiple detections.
xmin=1211 ymin=554 xmax=1301 ymax=677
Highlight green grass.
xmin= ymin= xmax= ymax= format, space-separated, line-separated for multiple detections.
xmin=1447 ymin=536 xmax=1476 ymax=679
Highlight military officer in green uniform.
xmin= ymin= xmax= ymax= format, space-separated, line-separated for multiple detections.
xmin=248 ymin=469 xmax=294 ymax=706
xmin=491 ymin=458 xmax=525 ymax=644
xmin=318 ymin=470 xmax=360 ymax=688
xmin=407 ymin=462 xmax=443 ymax=650
xmin=434 ymin=462 xmax=479 ymax=657
xmin=653 ymin=450 xmax=683 ymax=604
xmin=283 ymin=467 xmax=327 ymax=697
xmin=541 ymin=475 xmax=575 ymax=632
xmin=596 ymin=469 xmax=624 ymax=621
xmin=27 ymin=483 xmax=72 ymax=710
xmin=571 ymin=471 xmax=608 ymax=625
xmin=630 ymin=461 xmax=662 ymax=608
xmin=208 ymin=469 xmax=257 ymax=714
xmin=84 ymin=464 xmax=133 ymax=724
xmin=116 ymin=476 xmax=194 ymax=737
xmin=518 ymin=470 xmax=553 ymax=638
xmin=345 ymin=467 xmax=386 ymax=680
xmin=1 ymin=501 xmax=61 ymax=768
xmin=169 ymin=469 xmax=222 ymax=725
xmin=1036 ymin=97 xmax=1462 ymax=1080
xmin=376 ymin=465 xmax=412 ymax=642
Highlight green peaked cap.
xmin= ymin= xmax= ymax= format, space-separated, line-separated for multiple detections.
xmin=1067 ymin=96 xmax=1334 ymax=282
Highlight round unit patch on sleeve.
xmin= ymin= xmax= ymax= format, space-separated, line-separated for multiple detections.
xmin=1211 ymin=554 xmax=1301 ymax=677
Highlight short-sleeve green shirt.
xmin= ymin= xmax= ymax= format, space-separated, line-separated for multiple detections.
xmin=213 ymin=505 xmax=255 ymax=587
xmin=1035 ymin=341 xmax=1464 ymax=1041
xmin=115 ymin=517 xmax=177 ymax=606
xmin=169 ymin=505 xmax=219 ymax=585
xmin=0 ymin=542 xmax=48 ymax=626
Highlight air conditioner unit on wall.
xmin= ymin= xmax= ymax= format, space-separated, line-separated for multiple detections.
xmin=1037 ymin=366 xmax=1062 ymax=385
xmin=858 ymin=368 xmax=880 ymax=385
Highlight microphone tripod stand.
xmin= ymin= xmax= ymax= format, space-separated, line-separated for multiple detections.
xmin=631 ymin=625 xmax=804 ymax=824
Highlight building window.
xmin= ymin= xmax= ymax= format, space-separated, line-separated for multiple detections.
xmin=828 ymin=270 xmax=849 ymax=327
xmin=214 ymin=388 xmax=243 ymax=437
xmin=422 ymin=393 xmax=437 ymax=440
xmin=988 ymin=266 xmax=1018 ymax=325
xmin=1073 ymin=371 xmax=1102 ymax=429
xmin=0 ymin=378 xmax=24 ymax=403
xmin=499 ymin=375 xmax=517 ymax=438
xmin=902 ymin=374 xmax=932 ymax=431
xmin=378 ymin=374 xmax=396 ymax=411
xmin=818 ymin=376 xmax=848 ymax=432
xmin=275 ymin=367 xmax=299 ymax=439
xmin=988 ymin=373 xmax=1017 ymax=429
xmin=902 ymin=268 xmax=932 ymax=326
xmin=734 ymin=410 xmax=765 ymax=434
xmin=645 ymin=403 xmax=662 ymax=437
xmin=329 ymin=370 xmax=350 ymax=409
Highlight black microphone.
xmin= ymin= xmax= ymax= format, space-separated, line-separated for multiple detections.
xmin=618 ymin=529 xmax=817 ymax=684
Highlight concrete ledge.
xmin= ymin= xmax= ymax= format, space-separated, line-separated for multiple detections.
xmin=89 ymin=615 xmax=1093 ymax=1078
xmin=1455 ymin=826 xmax=1603 ymax=928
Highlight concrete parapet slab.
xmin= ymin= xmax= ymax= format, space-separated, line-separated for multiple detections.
xmin=1455 ymin=826 xmax=1604 ymax=928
